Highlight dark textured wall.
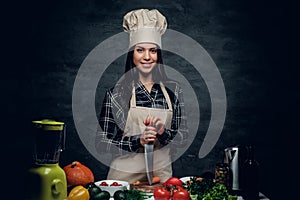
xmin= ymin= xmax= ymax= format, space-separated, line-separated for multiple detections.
xmin=4 ymin=0 xmax=291 ymax=199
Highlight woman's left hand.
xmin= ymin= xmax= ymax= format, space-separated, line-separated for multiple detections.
xmin=149 ymin=116 xmax=165 ymax=135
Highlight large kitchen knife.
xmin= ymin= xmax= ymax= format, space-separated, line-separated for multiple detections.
xmin=144 ymin=142 xmax=154 ymax=185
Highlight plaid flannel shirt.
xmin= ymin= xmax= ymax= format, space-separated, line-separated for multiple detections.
xmin=96 ymin=80 xmax=188 ymax=153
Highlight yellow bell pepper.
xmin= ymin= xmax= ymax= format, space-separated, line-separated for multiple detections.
xmin=68 ymin=185 xmax=90 ymax=200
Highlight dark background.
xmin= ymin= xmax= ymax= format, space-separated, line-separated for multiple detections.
xmin=3 ymin=0 xmax=292 ymax=199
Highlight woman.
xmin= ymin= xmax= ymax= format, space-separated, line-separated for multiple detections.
xmin=96 ymin=9 xmax=188 ymax=183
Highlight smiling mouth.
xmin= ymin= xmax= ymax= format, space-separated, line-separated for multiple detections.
xmin=141 ymin=63 xmax=152 ymax=67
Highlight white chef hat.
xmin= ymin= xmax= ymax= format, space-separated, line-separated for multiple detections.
xmin=123 ymin=9 xmax=167 ymax=49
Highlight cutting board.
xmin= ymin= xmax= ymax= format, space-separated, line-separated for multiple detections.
xmin=130 ymin=181 xmax=163 ymax=193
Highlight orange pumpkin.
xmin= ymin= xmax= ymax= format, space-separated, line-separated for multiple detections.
xmin=63 ymin=161 xmax=94 ymax=187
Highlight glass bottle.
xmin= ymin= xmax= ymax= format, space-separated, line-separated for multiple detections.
xmin=215 ymin=163 xmax=230 ymax=190
xmin=242 ymin=145 xmax=259 ymax=200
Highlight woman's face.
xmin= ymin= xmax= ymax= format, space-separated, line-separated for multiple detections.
xmin=133 ymin=43 xmax=158 ymax=75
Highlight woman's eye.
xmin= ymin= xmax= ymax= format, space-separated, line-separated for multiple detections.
xmin=136 ymin=49 xmax=143 ymax=53
xmin=150 ymin=49 xmax=157 ymax=53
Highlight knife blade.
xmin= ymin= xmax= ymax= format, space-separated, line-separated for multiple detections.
xmin=144 ymin=143 xmax=154 ymax=185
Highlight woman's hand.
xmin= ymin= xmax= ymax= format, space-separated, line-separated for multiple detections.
xmin=140 ymin=115 xmax=166 ymax=146
xmin=140 ymin=125 xmax=157 ymax=146
xmin=149 ymin=116 xmax=165 ymax=135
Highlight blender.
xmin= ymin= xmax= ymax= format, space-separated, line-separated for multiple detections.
xmin=26 ymin=119 xmax=67 ymax=200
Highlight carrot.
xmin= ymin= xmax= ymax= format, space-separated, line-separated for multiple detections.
xmin=196 ymin=177 xmax=203 ymax=182
xmin=132 ymin=180 xmax=141 ymax=186
xmin=152 ymin=176 xmax=160 ymax=184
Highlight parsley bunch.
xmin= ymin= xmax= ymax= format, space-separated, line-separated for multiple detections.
xmin=202 ymin=184 xmax=237 ymax=200
xmin=182 ymin=177 xmax=237 ymax=200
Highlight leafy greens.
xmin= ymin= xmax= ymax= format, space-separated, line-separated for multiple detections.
xmin=182 ymin=177 xmax=237 ymax=200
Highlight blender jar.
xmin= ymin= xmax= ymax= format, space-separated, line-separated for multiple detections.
xmin=32 ymin=119 xmax=65 ymax=164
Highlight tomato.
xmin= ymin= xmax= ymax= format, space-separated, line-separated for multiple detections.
xmin=100 ymin=181 xmax=108 ymax=186
xmin=143 ymin=116 xmax=150 ymax=126
xmin=153 ymin=187 xmax=171 ymax=200
xmin=173 ymin=188 xmax=190 ymax=200
xmin=163 ymin=177 xmax=183 ymax=187
xmin=110 ymin=181 xmax=120 ymax=186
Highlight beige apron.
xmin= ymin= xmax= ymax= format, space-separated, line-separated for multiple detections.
xmin=107 ymin=82 xmax=173 ymax=183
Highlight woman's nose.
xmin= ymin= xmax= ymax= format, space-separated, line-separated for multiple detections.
xmin=144 ymin=50 xmax=150 ymax=60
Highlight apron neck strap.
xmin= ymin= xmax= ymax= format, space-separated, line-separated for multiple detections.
xmin=131 ymin=81 xmax=136 ymax=107
xmin=130 ymin=81 xmax=173 ymax=111
xmin=159 ymin=82 xmax=173 ymax=111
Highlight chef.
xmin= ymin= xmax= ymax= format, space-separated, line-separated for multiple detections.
xmin=96 ymin=8 xmax=188 ymax=183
